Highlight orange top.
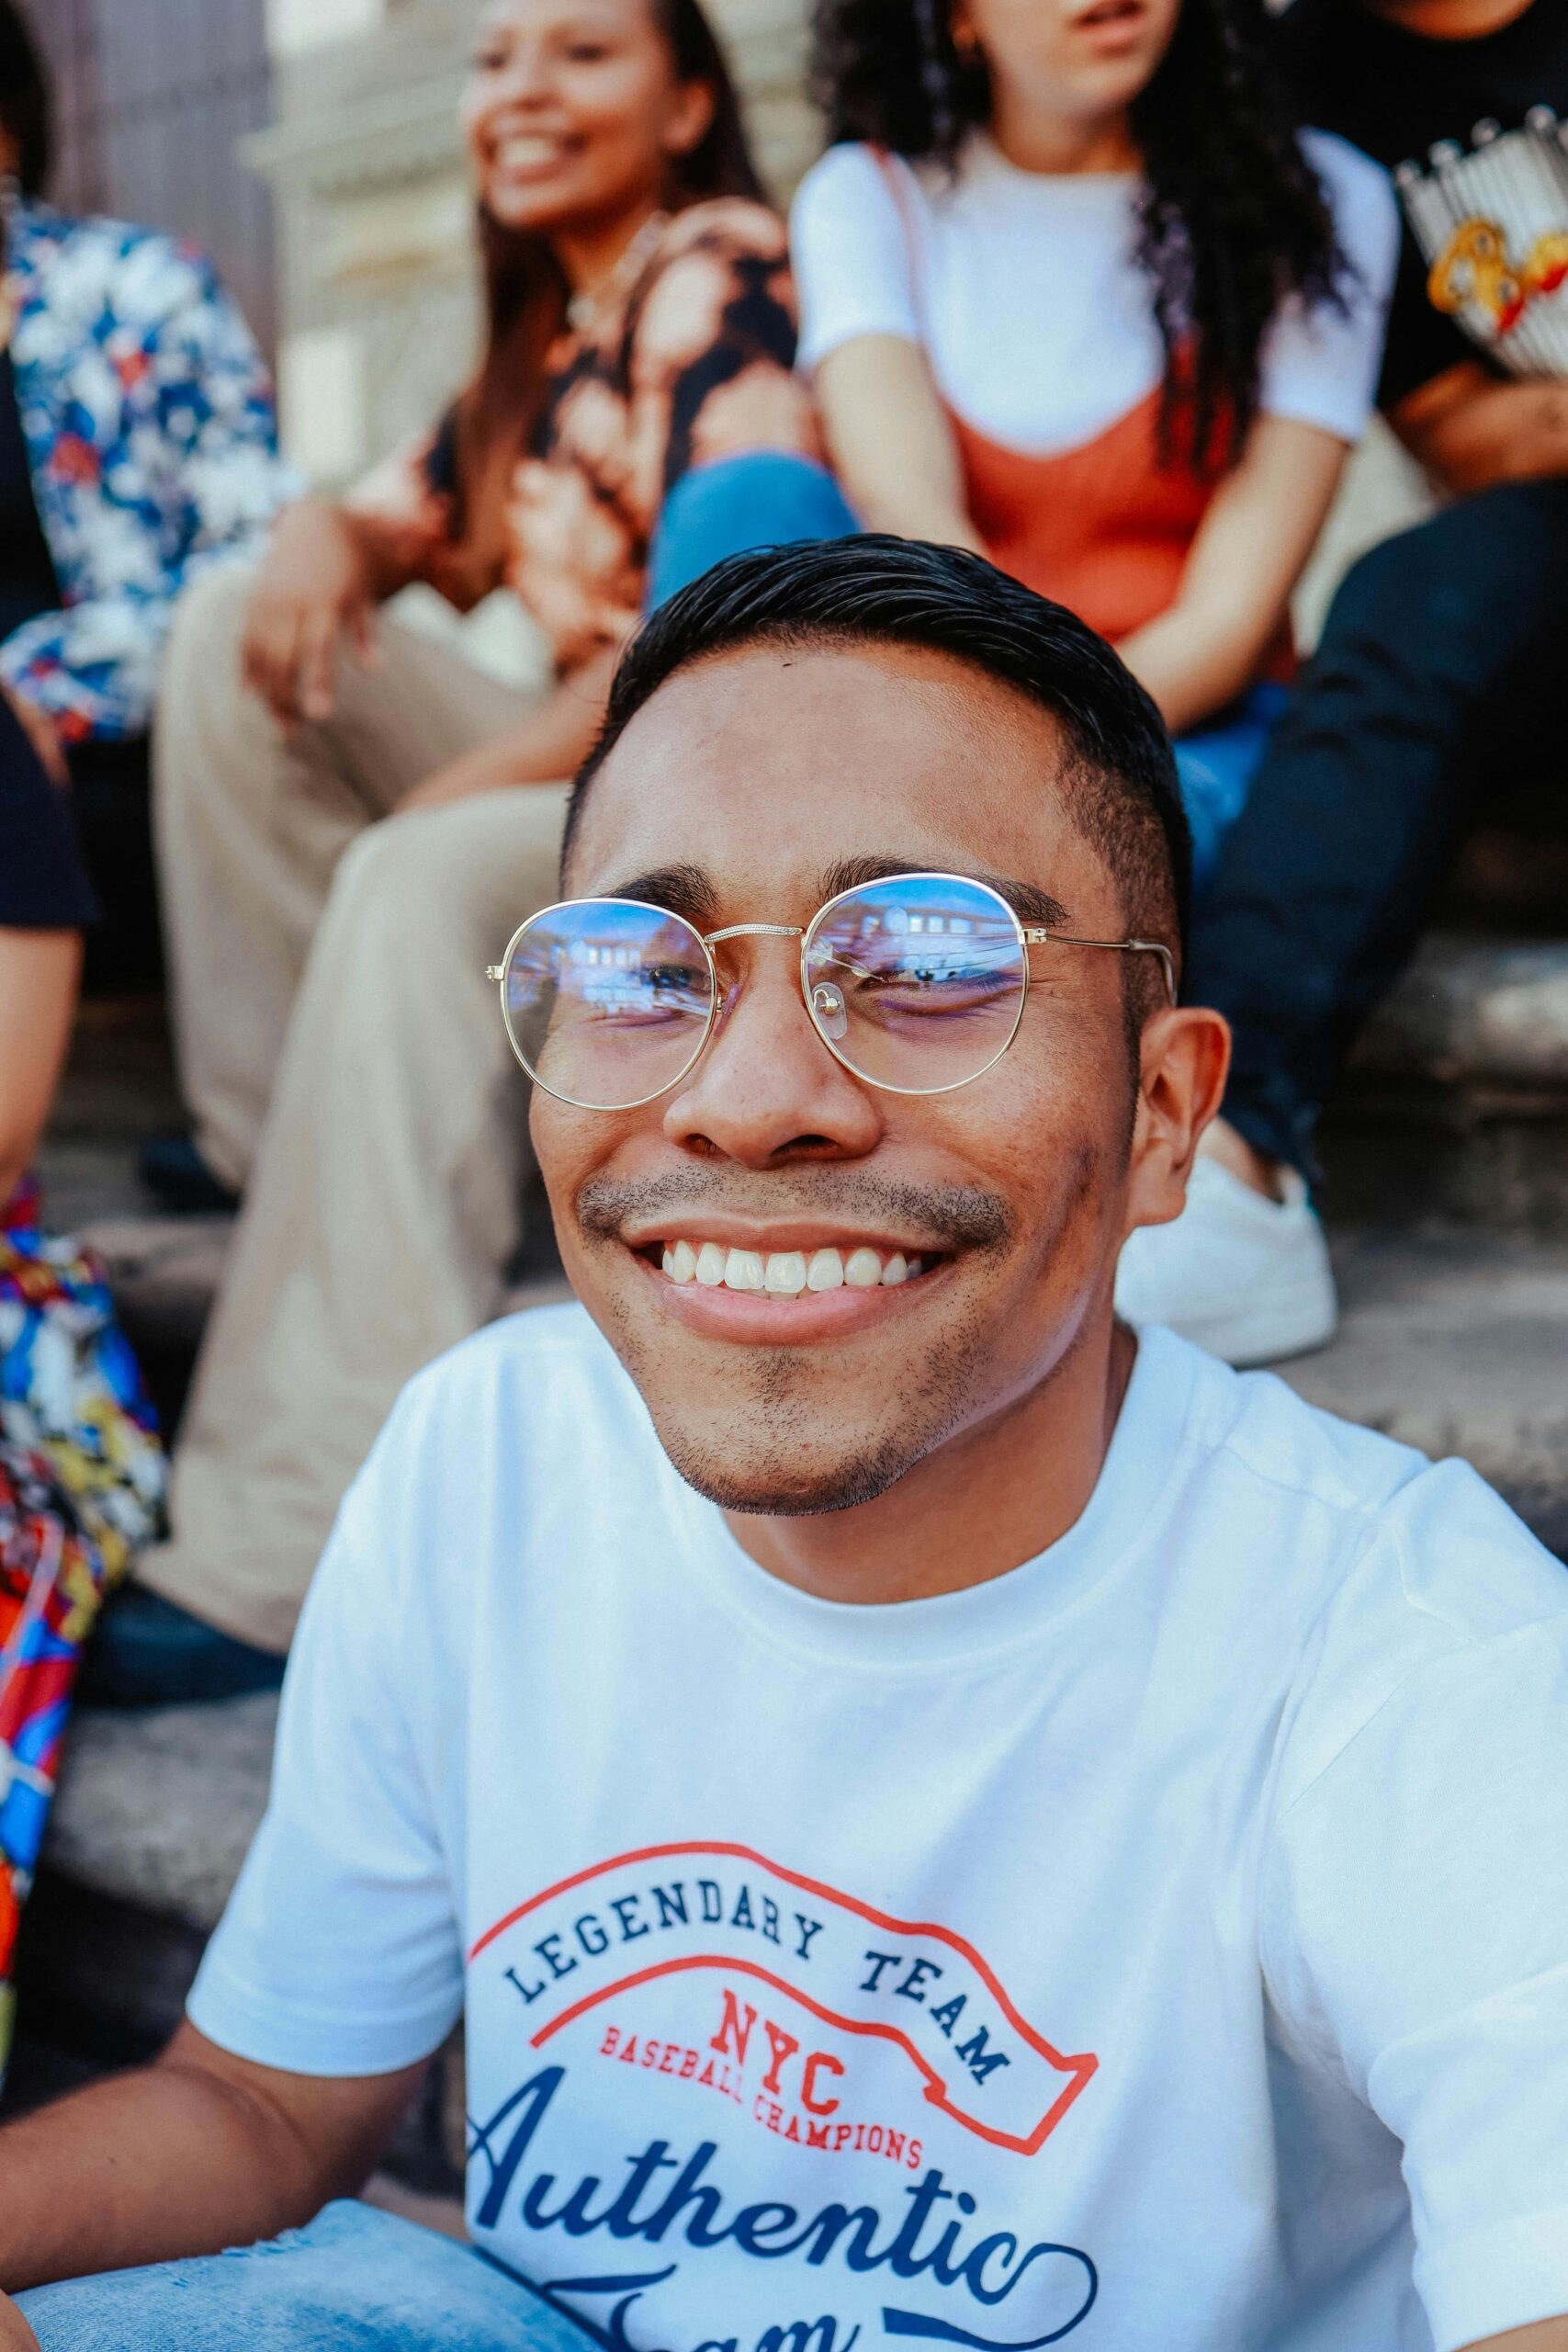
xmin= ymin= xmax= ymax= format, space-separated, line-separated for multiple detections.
xmin=950 ymin=388 xmax=1213 ymax=645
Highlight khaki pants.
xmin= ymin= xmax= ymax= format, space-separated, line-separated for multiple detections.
xmin=143 ymin=565 xmax=568 ymax=1653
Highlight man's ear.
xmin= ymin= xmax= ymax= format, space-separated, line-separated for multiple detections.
xmin=1122 ymin=1003 xmax=1231 ymax=1242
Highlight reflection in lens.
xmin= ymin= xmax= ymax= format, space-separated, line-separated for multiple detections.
xmin=502 ymin=899 xmax=714 ymax=1108
xmin=804 ymin=875 xmax=1026 ymax=1092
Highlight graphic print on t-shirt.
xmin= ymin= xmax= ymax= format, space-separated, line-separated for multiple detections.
xmin=466 ymin=1840 xmax=1100 ymax=2351
xmin=1396 ymin=106 xmax=1568 ymax=375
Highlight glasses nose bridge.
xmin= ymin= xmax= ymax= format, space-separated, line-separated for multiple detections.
xmin=698 ymin=922 xmax=809 ymax=1047
xmin=701 ymin=922 xmax=805 ymax=947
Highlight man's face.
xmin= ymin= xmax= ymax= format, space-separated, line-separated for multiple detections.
xmin=533 ymin=640 xmax=1202 ymax=1517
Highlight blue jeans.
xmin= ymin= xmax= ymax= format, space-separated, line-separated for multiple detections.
xmin=649 ymin=452 xmax=1280 ymax=887
xmin=1173 ymin=683 xmax=1289 ymax=893
xmin=1187 ymin=479 xmax=1568 ymax=1174
xmin=647 ymin=449 xmax=862 ymax=608
xmin=76 ymin=1584 xmax=287 ymax=1708
xmin=17 ymin=2199 xmax=592 ymax=2351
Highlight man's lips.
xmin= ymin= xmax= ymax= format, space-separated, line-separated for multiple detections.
xmin=575 ymin=1173 xmax=1008 ymax=1343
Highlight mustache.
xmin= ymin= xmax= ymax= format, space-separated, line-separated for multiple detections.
xmin=575 ymin=1169 xmax=1013 ymax=1252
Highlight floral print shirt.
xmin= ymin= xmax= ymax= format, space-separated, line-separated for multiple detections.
xmin=0 ymin=200 xmax=298 ymax=741
xmin=351 ymin=198 xmax=820 ymax=675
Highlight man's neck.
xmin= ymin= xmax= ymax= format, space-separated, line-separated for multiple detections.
xmin=1359 ymin=0 xmax=1534 ymax=39
xmin=722 ymin=1309 xmax=1138 ymax=1607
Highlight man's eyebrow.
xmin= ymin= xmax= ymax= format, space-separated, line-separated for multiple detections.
xmin=818 ymin=855 xmax=1071 ymax=932
xmin=595 ymin=864 xmax=719 ymax=927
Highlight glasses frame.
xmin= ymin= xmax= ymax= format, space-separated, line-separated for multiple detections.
xmin=486 ymin=873 xmax=1177 ymax=1111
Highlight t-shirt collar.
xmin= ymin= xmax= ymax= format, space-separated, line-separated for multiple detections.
xmin=670 ymin=1323 xmax=1202 ymax=1672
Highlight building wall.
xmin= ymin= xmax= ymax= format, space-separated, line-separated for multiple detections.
xmin=28 ymin=0 xmax=277 ymax=356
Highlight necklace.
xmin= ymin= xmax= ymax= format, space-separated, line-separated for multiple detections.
xmin=565 ymin=209 xmax=669 ymax=334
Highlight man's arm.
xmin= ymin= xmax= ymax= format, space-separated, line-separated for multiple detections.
xmin=1392 ymin=361 xmax=1568 ymax=497
xmin=0 ymin=2021 xmax=423 ymax=2291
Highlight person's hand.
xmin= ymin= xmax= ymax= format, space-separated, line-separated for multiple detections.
xmin=0 ymin=2291 xmax=41 ymax=2350
xmin=1 ymin=684 xmax=67 ymax=787
xmin=241 ymin=499 xmax=380 ymax=730
xmin=398 ymin=739 xmax=524 ymax=812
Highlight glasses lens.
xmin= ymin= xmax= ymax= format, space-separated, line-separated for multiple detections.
xmin=804 ymin=875 xmax=1027 ymax=1093
xmin=502 ymin=899 xmax=714 ymax=1109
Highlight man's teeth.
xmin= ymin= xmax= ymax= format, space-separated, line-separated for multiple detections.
xmin=659 ymin=1243 xmax=921 ymax=1293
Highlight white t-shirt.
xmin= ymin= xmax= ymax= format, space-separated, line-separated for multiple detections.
xmin=191 ymin=1306 xmax=1568 ymax=2352
xmin=790 ymin=132 xmax=1400 ymax=457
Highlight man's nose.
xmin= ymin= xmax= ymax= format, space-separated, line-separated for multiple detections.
xmin=660 ymin=957 xmax=883 ymax=1167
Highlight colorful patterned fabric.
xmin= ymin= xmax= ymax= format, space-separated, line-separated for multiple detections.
xmin=350 ymin=198 xmax=820 ymax=676
xmin=0 ymin=1183 xmax=164 ymax=2061
xmin=0 ymin=198 xmax=298 ymax=741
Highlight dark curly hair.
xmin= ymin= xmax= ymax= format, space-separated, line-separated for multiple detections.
xmin=0 ymin=0 xmax=51 ymax=198
xmin=810 ymin=0 xmax=1348 ymax=473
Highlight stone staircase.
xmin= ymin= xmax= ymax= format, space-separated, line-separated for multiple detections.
xmin=6 ymin=876 xmax=1566 ymax=2189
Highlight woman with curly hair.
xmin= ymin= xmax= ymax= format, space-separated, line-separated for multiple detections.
xmin=794 ymin=0 xmax=1399 ymax=881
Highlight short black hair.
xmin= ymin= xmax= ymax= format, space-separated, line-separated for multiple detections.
xmin=564 ymin=537 xmax=1190 ymax=980
xmin=0 ymin=1 xmax=50 ymax=198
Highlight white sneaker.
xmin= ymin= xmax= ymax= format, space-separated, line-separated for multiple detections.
xmin=1114 ymin=1156 xmax=1337 ymax=1366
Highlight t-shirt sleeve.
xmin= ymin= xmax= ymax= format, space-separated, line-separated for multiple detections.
xmin=187 ymin=1414 xmax=466 ymax=2077
xmin=1261 ymin=1509 xmax=1568 ymax=2351
xmin=790 ymin=142 xmax=923 ymax=375
xmin=1256 ymin=130 xmax=1401 ymax=443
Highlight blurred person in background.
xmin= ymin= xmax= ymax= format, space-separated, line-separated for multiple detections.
xmin=793 ymin=0 xmax=1398 ymax=892
xmin=1118 ymin=0 xmax=1568 ymax=1364
xmin=118 ymin=0 xmax=822 ymax=1695
xmin=0 ymin=695 xmax=164 ymax=2063
xmin=0 ymin=0 xmax=292 ymax=986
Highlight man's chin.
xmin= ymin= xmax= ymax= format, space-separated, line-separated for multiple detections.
xmin=651 ymin=1416 xmax=923 ymax=1521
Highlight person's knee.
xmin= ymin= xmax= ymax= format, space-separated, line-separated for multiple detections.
xmin=1322 ymin=492 xmax=1563 ymax=688
xmin=323 ymin=796 xmax=566 ymax=983
xmin=162 ymin=560 xmax=256 ymax=696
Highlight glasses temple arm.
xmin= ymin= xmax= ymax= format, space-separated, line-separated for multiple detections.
xmin=1022 ymin=930 xmax=1177 ymax=1006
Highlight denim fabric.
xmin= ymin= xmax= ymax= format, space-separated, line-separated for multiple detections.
xmin=76 ymin=1584 xmax=287 ymax=1709
xmin=17 ymin=2199 xmax=592 ymax=2352
xmin=1173 ymin=684 xmax=1288 ymax=893
xmin=1186 ymin=480 xmax=1568 ymax=1175
xmin=646 ymin=451 xmax=861 ymax=608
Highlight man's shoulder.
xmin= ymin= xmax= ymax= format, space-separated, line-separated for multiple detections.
xmin=1173 ymin=1330 xmax=1568 ymax=1709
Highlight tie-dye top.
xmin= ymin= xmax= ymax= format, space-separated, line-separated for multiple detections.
xmin=350 ymin=198 xmax=820 ymax=676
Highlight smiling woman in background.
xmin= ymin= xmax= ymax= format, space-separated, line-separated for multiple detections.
xmin=109 ymin=0 xmax=821 ymax=1701
xmin=795 ymin=0 xmax=1399 ymax=884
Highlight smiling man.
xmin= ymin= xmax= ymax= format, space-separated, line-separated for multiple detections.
xmin=3 ymin=541 xmax=1567 ymax=2352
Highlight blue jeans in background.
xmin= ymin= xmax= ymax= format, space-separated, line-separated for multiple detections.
xmin=1173 ymin=683 xmax=1289 ymax=892
xmin=648 ymin=451 xmax=1282 ymax=889
xmin=17 ymin=2200 xmax=592 ymax=2351
xmin=1188 ymin=479 xmax=1568 ymax=1175
xmin=647 ymin=450 xmax=861 ymax=609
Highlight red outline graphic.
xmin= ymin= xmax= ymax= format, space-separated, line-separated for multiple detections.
xmin=470 ymin=1840 xmax=1097 ymax=2155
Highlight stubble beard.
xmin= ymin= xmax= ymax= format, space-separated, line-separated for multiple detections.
xmin=633 ymin=1305 xmax=1000 ymax=1517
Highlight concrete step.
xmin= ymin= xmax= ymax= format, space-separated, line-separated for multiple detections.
xmin=1280 ymin=1229 xmax=1568 ymax=1558
xmin=1325 ymin=932 xmax=1568 ymax=1238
